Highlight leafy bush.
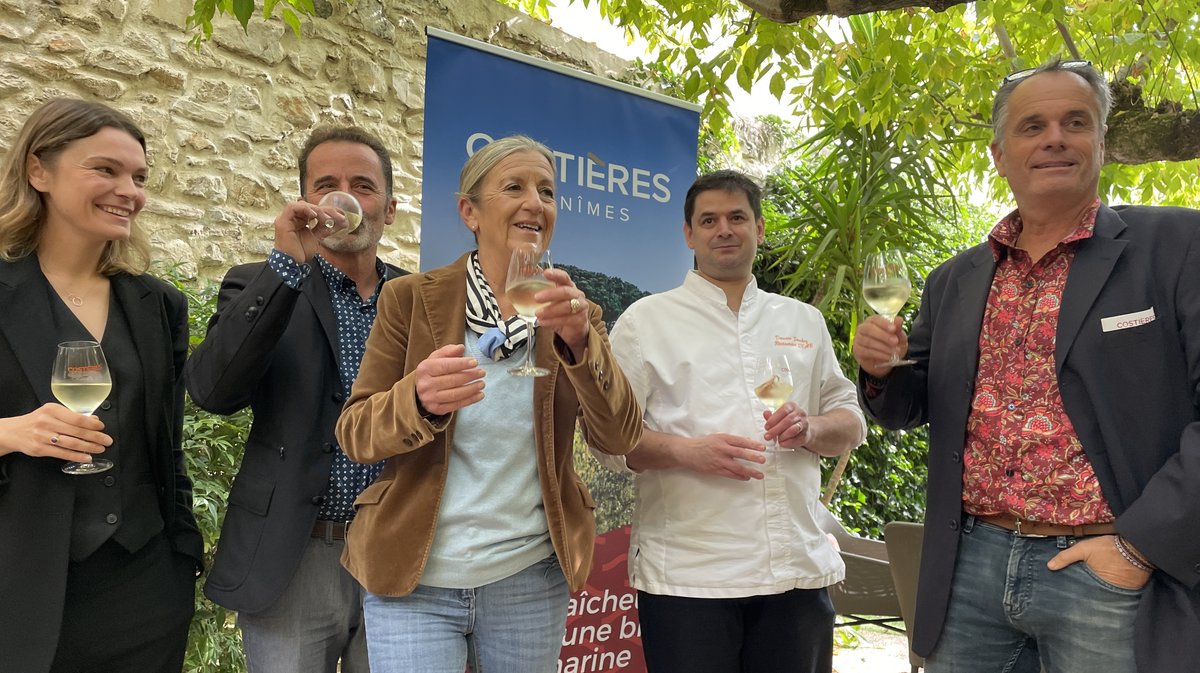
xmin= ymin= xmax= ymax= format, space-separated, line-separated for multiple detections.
xmin=160 ymin=268 xmax=250 ymax=673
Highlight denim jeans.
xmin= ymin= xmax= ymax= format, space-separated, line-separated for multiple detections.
xmin=363 ymin=554 xmax=569 ymax=673
xmin=239 ymin=537 xmax=369 ymax=673
xmin=925 ymin=516 xmax=1141 ymax=673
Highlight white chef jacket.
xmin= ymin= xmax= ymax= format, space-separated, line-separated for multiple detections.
xmin=600 ymin=271 xmax=866 ymax=598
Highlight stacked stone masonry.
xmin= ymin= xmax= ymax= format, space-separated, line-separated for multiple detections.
xmin=0 ymin=0 xmax=629 ymax=277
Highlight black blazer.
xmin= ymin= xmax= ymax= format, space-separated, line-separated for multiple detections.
xmin=0 ymin=255 xmax=202 ymax=673
xmin=860 ymin=205 xmax=1200 ymax=672
xmin=184 ymin=258 xmax=406 ymax=613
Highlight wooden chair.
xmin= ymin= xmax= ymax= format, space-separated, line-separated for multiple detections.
xmin=883 ymin=521 xmax=926 ymax=673
xmin=815 ymin=506 xmax=906 ymax=634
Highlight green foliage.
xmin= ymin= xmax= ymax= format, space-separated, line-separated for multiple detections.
xmin=745 ymin=29 xmax=994 ymax=532
xmin=574 ymin=432 xmax=634 ymax=534
xmin=186 ymin=0 xmax=314 ymax=46
xmin=556 ymin=263 xmax=650 ymax=331
xmin=158 ymin=267 xmax=250 ymax=673
xmin=492 ymin=0 xmax=1200 ymax=208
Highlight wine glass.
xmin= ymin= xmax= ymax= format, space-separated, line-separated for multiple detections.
xmin=317 ymin=191 xmax=363 ymax=233
xmin=505 ymin=243 xmax=553 ymax=377
xmin=862 ymin=249 xmax=917 ymax=367
xmin=754 ymin=353 xmax=796 ymax=453
xmin=51 ymin=340 xmax=113 ymax=475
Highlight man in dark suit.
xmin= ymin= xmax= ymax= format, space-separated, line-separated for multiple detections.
xmin=185 ymin=126 xmax=405 ymax=673
xmin=853 ymin=59 xmax=1200 ymax=673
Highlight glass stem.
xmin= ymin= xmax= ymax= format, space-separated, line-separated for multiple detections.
xmin=523 ymin=317 xmax=536 ymax=370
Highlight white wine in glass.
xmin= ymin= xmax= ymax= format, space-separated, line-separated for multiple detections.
xmin=51 ymin=340 xmax=113 ymax=475
xmin=863 ymin=249 xmax=916 ymax=367
xmin=754 ymin=354 xmax=796 ymax=453
xmin=505 ymin=243 xmax=552 ymax=377
xmin=317 ymin=191 xmax=363 ymax=233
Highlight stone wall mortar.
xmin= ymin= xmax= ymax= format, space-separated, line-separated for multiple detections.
xmin=0 ymin=0 xmax=629 ymax=277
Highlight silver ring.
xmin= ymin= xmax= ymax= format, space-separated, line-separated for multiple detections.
xmin=569 ymin=297 xmax=582 ymax=314
xmin=50 ymin=434 xmax=59 ymax=445
xmin=324 ymin=218 xmax=335 ymax=229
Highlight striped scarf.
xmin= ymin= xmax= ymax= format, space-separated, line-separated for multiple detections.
xmin=465 ymin=251 xmax=531 ymax=361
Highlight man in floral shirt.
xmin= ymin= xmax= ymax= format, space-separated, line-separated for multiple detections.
xmin=853 ymin=58 xmax=1200 ymax=673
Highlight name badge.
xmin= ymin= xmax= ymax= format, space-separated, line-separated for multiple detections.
xmin=1101 ymin=307 xmax=1156 ymax=333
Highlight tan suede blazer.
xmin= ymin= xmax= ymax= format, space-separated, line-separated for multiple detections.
xmin=335 ymin=253 xmax=642 ymax=596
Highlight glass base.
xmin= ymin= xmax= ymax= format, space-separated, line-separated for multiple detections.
xmin=62 ymin=458 xmax=113 ymax=475
xmin=762 ymin=447 xmax=797 ymax=453
xmin=508 ymin=364 xmax=550 ymax=377
xmin=878 ymin=357 xmax=917 ymax=367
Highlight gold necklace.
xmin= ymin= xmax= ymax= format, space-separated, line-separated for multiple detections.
xmin=45 ymin=273 xmax=103 ymax=308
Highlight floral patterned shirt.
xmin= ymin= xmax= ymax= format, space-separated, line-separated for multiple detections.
xmin=962 ymin=200 xmax=1115 ymax=525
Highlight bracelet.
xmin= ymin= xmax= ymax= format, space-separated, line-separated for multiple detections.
xmin=1113 ymin=536 xmax=1154 ymax=573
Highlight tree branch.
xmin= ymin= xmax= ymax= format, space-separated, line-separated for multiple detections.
xmin=1106 ymin=82 xmax=1200 ymax=165
xmin=738 ymin=0 xmax=973 ymax=23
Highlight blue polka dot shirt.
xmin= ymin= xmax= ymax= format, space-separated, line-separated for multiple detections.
xmin=268 ymin=249 xmax=386 ymax=522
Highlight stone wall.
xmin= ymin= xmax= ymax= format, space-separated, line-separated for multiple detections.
xmin=0 ymin=0 xmax=628 ymax=277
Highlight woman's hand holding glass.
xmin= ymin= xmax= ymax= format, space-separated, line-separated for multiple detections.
xmin=504 ymin=244 xmax=591 ymax=375
xmin=0 ymin=402 xmax=111 ymax=463
xmin=531 ymin=266 xmax=590 ymax=362
xmin=413 ymin=343 xmax=487 ymax=417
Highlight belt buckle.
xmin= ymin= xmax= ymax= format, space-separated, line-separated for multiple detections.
xmin=1013 ymin=518 xmax=1048 ymax=538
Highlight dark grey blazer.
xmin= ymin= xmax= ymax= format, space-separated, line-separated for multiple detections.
xmin=860 ymin=205 xmax=1200 ymax=672
xmin=184 ymin=258 xmax=405 ymax=614
xmin=0 ymin=255 xmax=202 ymax=673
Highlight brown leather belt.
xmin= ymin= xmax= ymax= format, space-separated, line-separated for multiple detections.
xmin=312 ymin=520 xmax=350 ymax=541
xmin=976 ymin=514 xmax=1117 ymax=538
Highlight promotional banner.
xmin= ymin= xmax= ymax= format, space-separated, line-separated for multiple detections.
xmin=421 ymin=28 xmax=699 ymax=299
xmin=422 ymin=29 xmax=700 ymax=673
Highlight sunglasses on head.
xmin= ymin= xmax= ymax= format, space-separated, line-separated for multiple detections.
xmin=1002 ymin=59 xmax=1092 ymax=85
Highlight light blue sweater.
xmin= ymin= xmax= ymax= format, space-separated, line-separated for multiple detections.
xmin=419 ymin=329 xmax=553 ymax=588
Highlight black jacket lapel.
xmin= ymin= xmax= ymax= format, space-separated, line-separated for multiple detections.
xmin=0 ymin=257 xmax=58 ymax=403
xmin=1056 ymin=207 xmax=1129 ymax=375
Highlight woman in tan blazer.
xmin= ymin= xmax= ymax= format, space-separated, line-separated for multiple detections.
xmin=335 ymin=135 xmax=641 ymax=673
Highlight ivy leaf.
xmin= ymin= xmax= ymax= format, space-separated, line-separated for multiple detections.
xmin=281 ymin=7 xmax=302 ymax=37
xmin=231 ymin=0 xmax=254 ymax=30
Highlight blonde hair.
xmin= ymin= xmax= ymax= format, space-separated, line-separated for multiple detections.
xmin=0 ymin=97 xmax=152 ymax=275
xmin=457 ymin=135 xmax=555 ymax=203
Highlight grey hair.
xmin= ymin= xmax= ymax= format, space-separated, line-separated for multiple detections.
xmin=457 ymin=135 xmax=555 ymax=203
xmin=992 ymin=58 xmax=1111 ymax=147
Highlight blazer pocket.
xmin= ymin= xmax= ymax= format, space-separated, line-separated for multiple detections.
xmin=353 ymin=477 xmax=393 ymax=510
xmin=1100 ymin=322 xmax=1156 ymax=352
xmin=574 ymin=477 xmax=596 ymax=510
xmin=206 ymin=473 xmax=276 ymax=592
xmin=228 ymin=472 xmax=275 ymax=517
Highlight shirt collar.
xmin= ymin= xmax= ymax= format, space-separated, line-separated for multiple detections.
xmin=682 ymin=270 xmax=758 ymax=309
xmin=314 ymin=254 xmax=386 ymax=300
xmin=987 ymin=198 xmax=1101 ymax=261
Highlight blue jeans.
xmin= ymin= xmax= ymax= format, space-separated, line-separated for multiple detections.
xmin=239 ymin=537 xmax=368 ymax=673
xmin=926 ymin=516 xmax=1141 ymax=673
xmin=363 ymin=554 xmax=569 ymax=673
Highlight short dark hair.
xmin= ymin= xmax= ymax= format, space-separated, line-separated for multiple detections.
xmin=683 ymin=169 xmax=763 ymax=225
xmin=297 ymin=126 xmax=393 ymax=196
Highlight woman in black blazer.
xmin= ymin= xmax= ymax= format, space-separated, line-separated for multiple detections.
xmin=0 ymin=98 xmax=202 ymax=673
